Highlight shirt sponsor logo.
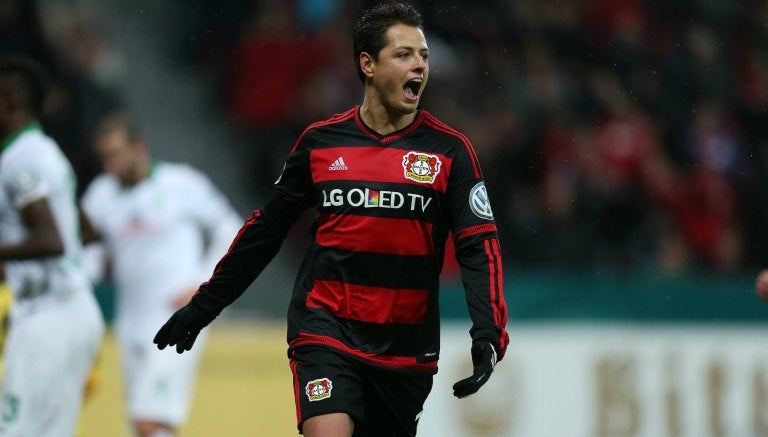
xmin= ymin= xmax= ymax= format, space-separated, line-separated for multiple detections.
xmin=402 ymin=152 xmax=441 ymax=184
xmin=322 ymin=188 xmax=432 ymax=212
xmin=306 ymin=378 xmax=333 ymax=402
xmin=329 ymin=157 xmax=348 ymax=171
xmin=469 ymin=182 xmax=494 ymax=220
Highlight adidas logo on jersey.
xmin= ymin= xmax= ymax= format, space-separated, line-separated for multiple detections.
xmin=329 ymin=157 xmax=348 ymax=171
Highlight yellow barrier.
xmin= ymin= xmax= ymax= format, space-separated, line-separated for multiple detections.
xmin=78 ymin=321 xmax=296 ymax=437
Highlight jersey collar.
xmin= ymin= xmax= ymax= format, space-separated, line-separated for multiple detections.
xmin=1 ymin=122 xmax=42 ymax=152
xmin=354 ymin=106 xmax=425 ymax=144
xmin=121 ymin=158 xmax=160 ymax=189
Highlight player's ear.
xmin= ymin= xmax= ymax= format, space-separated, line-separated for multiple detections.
xmin=359 ymin=52 xmax=375 ymax=79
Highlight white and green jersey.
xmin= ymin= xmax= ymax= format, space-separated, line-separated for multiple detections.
xmin=0 ymin=123 xmax=92 ymax=316
xmin=82 ymin=161 xmax=242 ymax=339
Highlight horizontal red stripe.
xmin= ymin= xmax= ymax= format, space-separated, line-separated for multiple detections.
xmin=310 ymin=147 xmax=450 ymax=192
xmin=454 ymin=223 xmax=498 ymax=240
xmin=315 ymin=213 xmax=433 ymax=255
xmin=290 ymin=333 xmax=438 ymax=371
xmin=306 ymin=279 xmax=428 ymax=325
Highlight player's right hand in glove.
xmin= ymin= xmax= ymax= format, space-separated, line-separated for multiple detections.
xmin=153 ymin=300 xmax=214 ymax=354
xmin=452 ymin=341 xmax=497 ymax=398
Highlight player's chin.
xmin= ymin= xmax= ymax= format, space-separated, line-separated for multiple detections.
xmin=397 ymin=97 xmax=420 ymax=113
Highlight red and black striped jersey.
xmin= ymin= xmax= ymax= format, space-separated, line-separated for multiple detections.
xmin=195 ymin=106 xmax=508 ymax=374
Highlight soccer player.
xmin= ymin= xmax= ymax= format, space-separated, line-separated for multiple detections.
xmin=154 ymin=3 xmax=509 ymax=436
xmin=80 ymin=113 xmax=243 ymax=437
xmin=0 ymin=56 xmax=105 ymax=437
xmin=756 ymin=269 xmax=768 ymax=300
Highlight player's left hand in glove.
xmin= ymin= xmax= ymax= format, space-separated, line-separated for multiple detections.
xmin=153 ymin=301 xmax=214 ymax=354
xmin=452 ymin=341 xmax=497 ymax=398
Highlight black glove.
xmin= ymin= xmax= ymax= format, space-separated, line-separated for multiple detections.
xmin=452 ymin=341 xmax=497 ymax=398
xmin=153 ymin=302 xmax=214 ymax=354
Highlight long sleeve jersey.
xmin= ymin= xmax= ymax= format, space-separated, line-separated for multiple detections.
xmin=0 ymin=123 xmax=94 ymax=318
xmin=82 ymin=161 xmax=243 ymax=340
xmin=195 ymin=106 xmax=509 ymax=373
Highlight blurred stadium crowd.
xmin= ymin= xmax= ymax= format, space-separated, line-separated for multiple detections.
xmin=4 ymin=0 xmax=768 ymax=276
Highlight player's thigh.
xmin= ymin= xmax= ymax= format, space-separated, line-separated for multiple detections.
xmin=289 ymin=347 xmax=364 ymax=434
xmin=302 ymin=412 xmax=354 ymax=437
xmin=0 ymin=293 xmax=103 ymax=436
xmin=355 ymin=367 xmax=433 ymax=437
xmin=0 ymin=314 xmax=45 ymax=435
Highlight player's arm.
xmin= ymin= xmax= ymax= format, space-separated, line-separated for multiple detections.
xmin=453 ymin=227 xmax=508 ymax=357
xmin=450 ymin=189 xmax=509 ymax=399
xmin=153 ymin=190 xmax=306 ymax=353
xmin=186 ymin=130 xmax=314 ymax=316
xmin=447 ymin=152 xmax=509 ymax=359
xmin=79 ymin=206 xmax=102 ymax=245
xmin=191 ymin=191 xmax=306 ymax=313
xmin=77 ymin=204 xmax=109 ymax=283
xmin=154 ymin=130 xmax=315 ymax=353
xmin=0 ymin=197 xmax=64 ymax=260
xmin=446 ymin=138 xmax=509 ymax=398
xmin=185 ymin=171 xmax=246 ymax=284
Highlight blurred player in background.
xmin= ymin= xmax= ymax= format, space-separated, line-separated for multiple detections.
xmin=0 ymin=268 xmax=101 ymax=437
xmin=154 ymin=3 xmax=508 ymax=436
xmin=756 ymin=268 xmax=768 ymax=300
xmin=0 ymin=56 xmax=105 ymax=437
xmin=79 ymin=112 xmax=242 ymax=437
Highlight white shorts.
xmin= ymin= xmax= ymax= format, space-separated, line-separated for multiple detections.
xmin=118 ymin=328 xmax=208 ymax=426
xmin=0 ymin=290 xmax=105 ymax=437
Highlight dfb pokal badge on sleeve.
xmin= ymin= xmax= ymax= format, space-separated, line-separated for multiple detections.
xmin=469 ymin=182 xmax=494 ymax=220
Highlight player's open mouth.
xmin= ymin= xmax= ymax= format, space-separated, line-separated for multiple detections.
xmin=403 ymin=79 xmax=422 ymax=100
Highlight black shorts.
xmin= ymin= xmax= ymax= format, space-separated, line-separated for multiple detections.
xmin=289 ymin=346 xmax=433 ymax=437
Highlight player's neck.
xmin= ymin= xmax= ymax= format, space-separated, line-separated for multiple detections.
xmin=1 ymin=114 xmax=36 ymax=143
xmin=123 ymin=155 xmax=153 ymax=186
xmin=359 ymin=99 xmax=416 ymax=136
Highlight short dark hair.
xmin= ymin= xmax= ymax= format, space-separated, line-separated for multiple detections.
xmin=0 ymin=56 xmax=50 ymax=116
xmin=352 ymin=2 xmax=423 ymax=83
xmin=95 ymin=112 xmax=143 ymax=145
